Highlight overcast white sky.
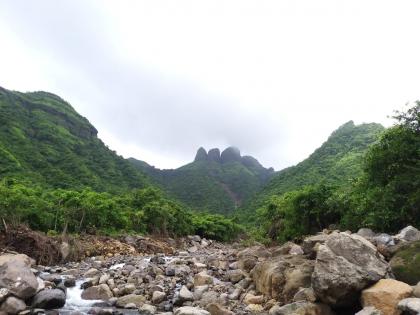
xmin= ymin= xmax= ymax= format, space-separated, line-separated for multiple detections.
xmin=0 ymin=1 xmax=419 ymax=170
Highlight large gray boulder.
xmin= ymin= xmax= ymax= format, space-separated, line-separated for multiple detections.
xmin=0 ymin=296 xmax=26 ymax=314
xmin=81 ymin=284 xmax=113 ymax=300
xmin=31 ymin=289 xmax=66 ymax=309
xmin=395 ymin=226 xmax=420 ymax=242
xmin=0 ymin=254 xmax=38 ymax=299
xmin=397 ymin=298 xmax=420 ymax=314
xmin=252 ymin=254 xmax=314 ymax=304
xmin=311 ymin=232 xmax=391 ymax=307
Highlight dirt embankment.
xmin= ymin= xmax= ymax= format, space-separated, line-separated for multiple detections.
xmin=0 ymin=225 xmax=176 ymax=265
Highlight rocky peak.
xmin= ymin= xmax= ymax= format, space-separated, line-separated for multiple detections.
xmin=220 ymin=147 xmax=241 ymax=164
xmin=207 ymin=148 xmax=221 ymax=162
xmin=194 ymin=147 xmax=208 ymax=162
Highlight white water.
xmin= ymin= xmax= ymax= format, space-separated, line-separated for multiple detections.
xmin=63 ymin=280 xmax=102 ymax=311
xmin=109 ymin=263 xmax=125 ymax=270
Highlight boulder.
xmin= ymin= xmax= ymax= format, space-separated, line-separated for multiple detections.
xmin=244 ymin=293 xmax=264 ymax=305
xmin=302 ymin=234 xmax=329 ymax=258
xmin=237 ymin=246 xmax=270 ymax=272
xmin=374 ymin=234 xmax=395 ymax=247
xmin=81 ymin=284 xmax=113 ymax=300
xmin=31 ymin=289 xmax=66 ymax=309
xmin=397 ymin=298 xmax=420 ymax=314
xmin=115 ymin=294 xmax=146 ymax=308
xmin=194 ymin=271 xmax=213 ymax=286
xmin=356 ymin=306 xmax=383 ymax=315
xmin=0 ymin=296 xmax=26 ymax=314
xmin=413 ymin=282 xmax=420 ymax=298
xmin=0 ymin=254 xmax=38 ymax=299
xmin=227 ymin=270 xmax=244 ymax=284
xmin=179 ymin=285 xmax=194 ymax=302
xmin=252 ymin=254 xmax=314 ymax=304
xmin=293 ymin=288 xmax=317 ymax=303
xmin=174 ymin=306 xmax=210 ymax=315
xmin=139 ymin=304 xmax=157 ymax=315
xmin=361 ymin=279 xmax=412 ymax=315
xmin=395 ymin=226 xmax=420 ymax=242
xmin=268 ymin=301 xmax=334 ymax=315
xmin=0 ymin=288 xmax=9 ymax=303
xmin=390 ymin=241 xmax=420 ymax=285
xmin=312 ymin=232 xmax=390 ymax=307
xmin=206 ymin=303 xmax=234 ymax=315
xmin=152 ymin=291 xmax=166 ymax=304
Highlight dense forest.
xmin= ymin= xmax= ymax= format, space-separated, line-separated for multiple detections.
xmin=251 ymin=104 xmax=420 ymax=243
xmin=0 ymin=86 xmax=418 ymax=243
xmin=130 ymin=146 xmax=274 ymax=214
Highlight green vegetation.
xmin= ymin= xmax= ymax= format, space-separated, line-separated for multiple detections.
xmin=0 ymin=180 xmax=241 ymax=241
xmin=130 ymin=147 xmax=274 ymax=214
xmin=0 ymin=87 xmax=148 ymax=192
xmin=251 ymin=103 xmax=420 ymax=243
xmin=390 ymin=241 xmax=420 ymax=285
xmin=0 ymin=86 xmax=241 ymax=241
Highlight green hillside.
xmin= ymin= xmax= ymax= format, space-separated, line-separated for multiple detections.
xmin=0 ymin=86 xmax=148 ymax=192
xmin=129 ymin=147 xmax=275 ymax=214
xmin=239 ymin=121 xmax=385 ymax=218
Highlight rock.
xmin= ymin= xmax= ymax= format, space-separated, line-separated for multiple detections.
xmin=361 ymin=279 xmax=413 ymax=315
xmin=165 ymin=267 xmax=176 ymax=277
xmin=194 ymin=272 xmax=213 ymax=286
xmin=115 ymin=294 xmax=146 ymax=308
xmin=220 ymin=147 xmax=241 ymax=163
xmin=84 ymin=268 xmax=101 ymax=278
xmin=244 ymin=294 xmax=264 ymax=305
xmin=0 ymin=296 xmax=26 ymax=314
xmin=227 ymin=270 xmax=244 ymax=284
xmin=397 ymin=298 xmax=420 ymax=314
xmin=193 ymin=285 xmax=209 ymax=300
xmin=302 ymin=234 xmax=329 ymax=258
xmin=289 ymin=244 xmax=304 ymax=255
xmin=174 ymin=306 xmax=210 ymax=315
xmin=252 ymin=254 xmax=314 ymax=304
xmin=81 ymin=284 xmax=113 ymax=300
xmin=312 ymin=232 xmax=390 ymax=307
xmin=139 ymin=304 xmax=157 ymax=315
xmin=31 ymin=289 xmax=66 ymax=309
xmin=356 ymin=306 xmax=384 ymax=315
xmin=357 ymin=228 xmax=376 ymax=239
xmin=198 ymin=291 xmax=219 ymax=307
xmin=179 ymin=286 xmax=194 ymax=302
xmin=268 ymin=301 xmax=334 ymax=315
xmin=0 ymin=288 xmax=9 ymax=303
xmin=293 ymin=288 xmax=317 ymax=303
xmin=390 ymin=241 xmax=420 ymax=285
xmin=152 ymin=291 xmax=166 ymax=304
xmin=63 ymin=276 xmax=76 ymax=288
xmin=395 ymin=226 xmax=420 ymax=242
xmin=99 ymin=274 xmax=110 ymax=285
xmin=206 ymin=303 xmax=234 ymax=315
xmin=0 ymin=254 xmax=38 ymax=299
xmin=374 ymin=234 xmax=395 ymax=247
xmin=194 ymin=147 xmax=208 ymax=162
xmin=122 ymin=283 xmax=136 ymax=295
xmin=413 ymin=282 xmax=420 ymax=298
xmin=246 ymin=304 xmax=264 ymax=313
xmin=124 ymin=303 xmax=137 ymax=309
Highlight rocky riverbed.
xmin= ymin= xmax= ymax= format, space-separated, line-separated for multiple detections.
xmin=1 ymin=227 xmax=420 ymax=315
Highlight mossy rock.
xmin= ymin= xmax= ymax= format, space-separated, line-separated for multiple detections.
xmin=390 ymin=240 xmax=420 ymax=285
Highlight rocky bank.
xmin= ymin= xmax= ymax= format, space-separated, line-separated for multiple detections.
xmin=1 ymin=226 xmax=420 ymax=315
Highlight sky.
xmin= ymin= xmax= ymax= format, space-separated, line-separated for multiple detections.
xmin=1 ymin=1 xmax=419 ymax=170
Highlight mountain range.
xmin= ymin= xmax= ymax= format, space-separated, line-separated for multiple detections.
xmin=0 ymin=85 xmax=386 ymax=217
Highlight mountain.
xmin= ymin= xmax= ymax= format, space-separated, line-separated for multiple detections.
xmin=129 ymin=146 xmax=275 ymax=214
xmin=0 ymin=86 xmax=148 ymax=191
xmin=238 ymin=120 xmax=385 ymax=217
